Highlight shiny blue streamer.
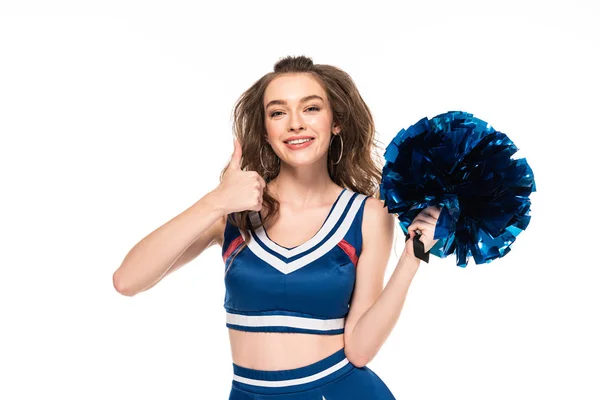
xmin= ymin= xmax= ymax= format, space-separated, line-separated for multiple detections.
xmin=380 ymin=111 xmax=536 ymax=267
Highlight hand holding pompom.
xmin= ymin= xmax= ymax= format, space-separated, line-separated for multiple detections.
xmin=404 ymin=206 xmax=442 ymax=260
xmin=380 ymin=111 xmax=536 ymax=267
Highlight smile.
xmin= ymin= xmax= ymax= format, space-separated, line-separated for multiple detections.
xmin=283 ymin=137 xmax=315 ymax=150
xmin=286 ymin=138 xmax=313 ymax=144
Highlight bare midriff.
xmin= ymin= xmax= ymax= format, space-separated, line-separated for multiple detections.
xmin=228 ymin=329 xmax=345 ymax=370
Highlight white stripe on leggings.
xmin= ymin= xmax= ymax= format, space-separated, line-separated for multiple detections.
xmin=233 ymin=358 xmax=350 ymax=388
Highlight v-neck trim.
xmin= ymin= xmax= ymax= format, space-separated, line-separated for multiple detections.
xmin=242 ymin=190 xmax=367 ymax=274
xmin=258 ymin=188 xmax=347 ymax=251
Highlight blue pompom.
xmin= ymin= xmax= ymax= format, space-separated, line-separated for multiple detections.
xmin=380 ymin=111 xmax=536 ymax=267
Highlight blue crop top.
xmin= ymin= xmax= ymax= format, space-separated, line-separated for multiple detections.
xmin=221 ymin=188 xmax=369 ymax=335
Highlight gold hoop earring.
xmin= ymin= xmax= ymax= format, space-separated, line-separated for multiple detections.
xmin=260 ymin=145 xmax=280 ymax=174
xmin=329 ymin=134 xmax=343 ymax=165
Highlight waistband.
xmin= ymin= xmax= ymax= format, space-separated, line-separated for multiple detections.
xmin=231 ymin=348 xmax=355 ymax=395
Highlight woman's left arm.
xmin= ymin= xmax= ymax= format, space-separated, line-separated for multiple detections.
xmin=343 ymin=197 xmax=440 ymax=368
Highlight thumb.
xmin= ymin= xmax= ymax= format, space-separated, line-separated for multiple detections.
xmin=228 ymin=138 xmax=243 ymax=170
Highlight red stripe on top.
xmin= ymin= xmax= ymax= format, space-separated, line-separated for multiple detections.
xmin=337 ymin=239 xmax=358 ymax=267
xmin=223 ymin=235 xmax=244 ymax=263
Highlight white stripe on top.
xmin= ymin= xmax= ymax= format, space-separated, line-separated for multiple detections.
xmin=233 ymin=358 xmax=350 ymax=387
xmin=242 ymin=193 xmax=366 ymax=274
xmin=226 ymin=312 xmax=345 ymax=331
xmin=250 ymin=189 xmax=355 ymax=257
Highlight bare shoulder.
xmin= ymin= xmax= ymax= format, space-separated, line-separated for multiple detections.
xmin=362 ymin=196 xmax=396 ymax=245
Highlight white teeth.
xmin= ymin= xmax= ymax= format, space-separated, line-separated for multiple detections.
xmin=287 ymin=138 xmax=312 ymax=145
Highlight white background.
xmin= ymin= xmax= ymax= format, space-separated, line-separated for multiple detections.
xmin=1 ymin=1 xmax=599 ymax=399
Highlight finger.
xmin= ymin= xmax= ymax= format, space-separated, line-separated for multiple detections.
xmin=228 ymin=138 xmax=243 ymax=171
xmin=414 ymin=213 xmax=438 ymax=225
xmin=249 ymin=171 xmax=265 ymax=190
xmin=253 ymin=195 xmax=263 ymax=211
xmin=257 ymin=174 xmax=266 ymax=190
xmin=407 ymin=220 xmax=431 ymax=238
xmin=409 ymin=218 xmax=433 ymax=228
xmin=422 ymin=206 xmax=442 ymax=219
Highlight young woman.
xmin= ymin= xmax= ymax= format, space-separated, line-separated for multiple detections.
xmin=113 ymin=55 xmax=440 ymax=399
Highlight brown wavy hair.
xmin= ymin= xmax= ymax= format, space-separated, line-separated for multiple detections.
xmin=221 ymin=55 xmax=384 ymax=275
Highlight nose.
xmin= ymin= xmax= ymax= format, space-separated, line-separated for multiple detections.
xmin=287 ymin=111 xmax=305 ymax=132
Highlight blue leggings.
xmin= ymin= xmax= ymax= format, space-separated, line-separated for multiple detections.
xmin=229 ymin=348 xmax=396 ymax=399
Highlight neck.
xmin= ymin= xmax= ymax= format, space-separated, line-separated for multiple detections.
xmin=269 ymin=156 xmax=340 ymax=208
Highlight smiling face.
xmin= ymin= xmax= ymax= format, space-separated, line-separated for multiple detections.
xmin=263 ymin=73 xmax=341 ymax=168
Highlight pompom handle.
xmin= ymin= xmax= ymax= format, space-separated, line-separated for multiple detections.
xmin=405 ymin=231 xmax=430 ymax=263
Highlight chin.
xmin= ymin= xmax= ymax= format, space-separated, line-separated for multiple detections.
xmin=281 ymin=154 xmax=327 ymax=168
xmin=273 ymin=138 xmax=328 ymax=167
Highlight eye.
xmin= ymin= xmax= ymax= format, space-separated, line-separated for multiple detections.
xmin=269 ymin=106 xmax=320 ymax=118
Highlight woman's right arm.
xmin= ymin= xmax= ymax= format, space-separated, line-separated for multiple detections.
xmin=112 ymin=189 xmax=227 ymax=297
xmin=113 ymin=138 xmax=265 ymax=297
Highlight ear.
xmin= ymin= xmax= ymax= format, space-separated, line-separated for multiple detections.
xmin=332 ymin=124 xmax=342 ymax=135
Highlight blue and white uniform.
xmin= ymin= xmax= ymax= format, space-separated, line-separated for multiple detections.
xmin=223 ymin=188 xmax=396 ymax=399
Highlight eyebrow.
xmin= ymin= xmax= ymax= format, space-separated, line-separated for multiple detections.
xmin=265 ymin=95 xmax=324 ymax=110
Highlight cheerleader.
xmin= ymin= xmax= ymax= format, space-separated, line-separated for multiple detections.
xmin=113 ymin=55 xmax=440 ymax=399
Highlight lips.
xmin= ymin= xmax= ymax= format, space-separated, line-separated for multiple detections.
xmin=283 ymin=136 xmax=315 ymax=150
xmin=283 ymin=135 xmax=315 ymax=143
